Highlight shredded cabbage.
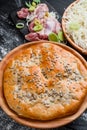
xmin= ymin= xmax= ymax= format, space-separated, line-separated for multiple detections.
xmin=64 ymin=0 xmax=87 ymax=50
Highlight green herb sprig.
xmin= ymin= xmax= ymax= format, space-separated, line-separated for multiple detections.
xmin=33 ymin=0 xmax=40 ymax=4
xmin=25 ymin=1 xmax=31 ymax=8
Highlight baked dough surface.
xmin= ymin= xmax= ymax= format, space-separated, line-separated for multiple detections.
xmin=3 ymin=42 xmax=87 ymax=120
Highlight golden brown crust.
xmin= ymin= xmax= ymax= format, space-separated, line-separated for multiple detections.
xmin=3 ymin=42 xmax=87 ymax=120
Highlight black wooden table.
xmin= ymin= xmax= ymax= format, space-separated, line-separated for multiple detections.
xmin=0 ymin=0 xmax=87 ymax=130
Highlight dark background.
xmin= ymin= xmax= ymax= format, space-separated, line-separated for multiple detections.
xmin=0 ymin=0 xmax=87 ymax=130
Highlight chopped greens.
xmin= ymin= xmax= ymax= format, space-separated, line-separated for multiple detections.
xmin=25 ymin=0 xmax=40 ymax=8
xmin=25 ymin=0 xmax=38 ymax=12
xmin=33 ymin=0 xmax=40 ymax=4
xmin=33 ymin=24 xmax=43 ymax=31
xmin=34 ymin=19 xmax=41 ymax=25
xmin=48 ymin=32 xmax=58 ymax=42
xmin=29 ymin=5 xmax=35 ymax=11
xmin=57 ymin=31 xmax=64 ymax=42
xmin=16 ymin=23 xmax=24 ymax=29
xmin=32 ymin=2 xmax=37 ymax=7
xmin=48 ymin=31 xmax=65 ymax=42
xmin=33 ymin=18 xmax=43 ymax=31
xmin=25 ymin=1 xmax=31 ymax=8
xmin=69 ymin=22 xmax=80 ymax=30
